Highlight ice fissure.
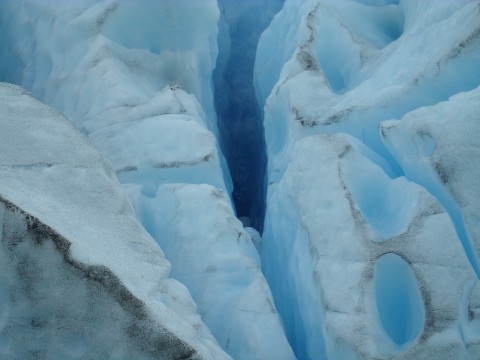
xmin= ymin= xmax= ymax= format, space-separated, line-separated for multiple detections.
xmin=213 ymin=0 xmax=284 ymax=230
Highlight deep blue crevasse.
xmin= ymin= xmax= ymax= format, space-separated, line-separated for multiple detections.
xmin=213 ymin=0 xmax=284 ymax=232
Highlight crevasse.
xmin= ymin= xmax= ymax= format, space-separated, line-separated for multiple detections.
xmin=213 ymin=0 xmax=284 ymax=231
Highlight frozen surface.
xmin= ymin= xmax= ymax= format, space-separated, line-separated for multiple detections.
xmin=0 ymin=82 xmax=230 ymax=360
xmin=0 ymin=2 xmax=293 ymax=359
xmin=255 ymin=0 xmax=480 ymax=358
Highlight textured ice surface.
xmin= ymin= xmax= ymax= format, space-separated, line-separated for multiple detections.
xmin=261 ymin=133 xmax=478 ymax=359
xmin=255 ymin=0 xmax=480 ymax=359
xmin=125 ymin=183 xmax=295 ymax=360
xmin=0 ymin=2 xmax=293 ymax=359
xmin=0 ymin=82 xmax=230 ymax=360
xmin=255 ymin=0 xmax=480 ymax=181
xmin=381 ymin=87 xmax=480 ymax=275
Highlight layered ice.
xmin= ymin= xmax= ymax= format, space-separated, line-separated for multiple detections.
xmin=0 ymin=82 xmax=230 ymax=360
xmin=0 ymin=1 xmax=293 ymax=359
xmin=255 ymin=0 xmax=480 ymax=358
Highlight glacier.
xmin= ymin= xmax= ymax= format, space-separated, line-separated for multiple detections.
xmin=255 ymin=0 xmax=480 ymax=359
xmin=0 ymin=0 xmax=480 ymax=360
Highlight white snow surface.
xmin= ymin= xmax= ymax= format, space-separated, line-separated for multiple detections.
xmin=255 ymin=0 xmax=480 ymax=359
xmin=0 ymin=82 xmax=230 ymax=360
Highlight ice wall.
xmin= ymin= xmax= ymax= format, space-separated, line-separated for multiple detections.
xmin=0 ymin=2 xmax=294 ymax=359
xmin=0 ymin=82 xmax=230 ymax=360
xmin=255 ymin=0 xmax=480 ymax=359
xmin=213 ymin=0 xmax=284 ymax=230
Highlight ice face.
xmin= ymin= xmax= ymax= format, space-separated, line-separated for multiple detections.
xmin=261 ymin=133 xmax=477 ymax=359
xmin=0 ymin=82 xmax=230 ymax=360
xmin=255 ymin=0 xmax=480 ymax=358
xmin=125 ymin=182 xmax=295 ymax=360
xmin=0 ymin=2 xmax=293 ymax=359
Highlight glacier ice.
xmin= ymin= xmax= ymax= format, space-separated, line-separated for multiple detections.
xmin=128 ymin=183 xmax=294 ymax=359
xmin=381 ymin=87 xmax=480 ymax=275
xmin=261 ymin=133 xmax=477 ymax=359
xmin=0 ymin=0 xmax=480 ymax=359
xmin=255 ymin=0 xmax=480 ymax=359
xmin=0 ymin=1 xmax=293 ymax=359
xmin=0 ymin=82 xmax=230 ymax=360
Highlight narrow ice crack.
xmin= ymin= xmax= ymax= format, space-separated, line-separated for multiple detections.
xmin=213 ymin=0 xmax=284 ymax=231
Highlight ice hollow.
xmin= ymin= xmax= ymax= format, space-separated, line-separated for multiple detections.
xmin=374 ymin=253 xmax=424 ymax=347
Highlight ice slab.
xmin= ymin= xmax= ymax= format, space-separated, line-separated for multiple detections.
xmin=0 ymin=82 xmax=231 ymax=360
xmin=125 ymin=183 xmax=295 ymax=360
xmin=261 ymin=133 xmax=478 ymax=359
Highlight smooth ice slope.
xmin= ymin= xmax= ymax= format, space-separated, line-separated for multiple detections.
xmin=0 ymin=82 xmax=230 ymax=360
xmin=0 ymin=2 xmax=294 ymax=359
xmin=255 ymin=0 xmax=480 ymax=359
